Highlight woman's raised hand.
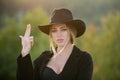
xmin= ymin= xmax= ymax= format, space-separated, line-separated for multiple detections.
xmin=19 ymin=24 xmax=34 ymax=57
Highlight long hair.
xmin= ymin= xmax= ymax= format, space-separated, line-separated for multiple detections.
xmin=67 ymin=24 xmax=77 ymax=44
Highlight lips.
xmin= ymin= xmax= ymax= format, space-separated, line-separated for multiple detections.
xmin=57 ymin=39 xmax=64 ymax=43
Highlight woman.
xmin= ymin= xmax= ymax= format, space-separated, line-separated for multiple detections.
xmin=17 ymin=8 xmax=93 ymax=80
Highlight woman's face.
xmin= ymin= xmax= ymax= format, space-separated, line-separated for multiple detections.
xmin=50 ymin=24 xmax=70 ymax=47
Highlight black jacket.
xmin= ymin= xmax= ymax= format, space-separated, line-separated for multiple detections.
xmin=17 ymin=46 xmax=93 ymax=80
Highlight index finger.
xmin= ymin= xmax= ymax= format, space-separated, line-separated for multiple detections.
xmin=24 ymin=24 xmax=31 ymax=37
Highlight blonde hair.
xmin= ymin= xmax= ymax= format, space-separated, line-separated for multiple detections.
xmin=49 ymin=35 xmax=56 ymax=54
xmin=49 ymin=24 xmax=77 ymax=55
xmin=68 ymin=24 xmax=77 ymax=44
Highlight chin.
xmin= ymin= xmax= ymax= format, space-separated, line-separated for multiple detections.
xmin=57 ymin=43 xmax=65 ymax=47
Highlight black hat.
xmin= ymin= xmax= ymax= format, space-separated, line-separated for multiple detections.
xmin=38 ymin=8 xmax=86 ymax=37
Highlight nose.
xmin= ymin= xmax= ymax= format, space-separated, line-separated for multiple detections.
xmin=56 ymin=30 xmax=62 ymax=37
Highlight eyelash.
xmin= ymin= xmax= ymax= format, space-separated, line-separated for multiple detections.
xmin=61 ymin=29 xmax=67 ymax=31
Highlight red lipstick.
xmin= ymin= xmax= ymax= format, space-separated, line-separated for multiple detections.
xmin=57 ymin=39 xmax=64 ymax=43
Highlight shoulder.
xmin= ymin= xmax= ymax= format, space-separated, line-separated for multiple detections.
xmin=81 ymin=51 xmax=93 ymax=64
xmin=33 ymin=50 xmax=53 ymax=65
xmin=73 ymin=46 xmax=93 ymax=63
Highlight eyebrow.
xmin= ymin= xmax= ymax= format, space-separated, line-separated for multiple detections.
xmin=60 ymin=26 xmax=67 ymax=29
xmin=51 ymin=27 xmax=56 ymax=30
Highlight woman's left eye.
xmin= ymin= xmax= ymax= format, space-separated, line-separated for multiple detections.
xmin=61 ymin=29 xmax=67 ymax=31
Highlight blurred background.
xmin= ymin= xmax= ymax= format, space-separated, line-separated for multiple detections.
xmin=0 ymin=0 xmax=120 ymax=80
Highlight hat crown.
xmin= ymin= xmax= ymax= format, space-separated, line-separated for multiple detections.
xmin=51 ymin=9 xmax=73 ymax=24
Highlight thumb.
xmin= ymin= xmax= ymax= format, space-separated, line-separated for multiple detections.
xmin=30 ymin=36 xmax=34 ymax=46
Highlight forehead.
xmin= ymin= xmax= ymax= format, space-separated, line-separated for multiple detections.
xmin=51 ymin=24 xmax=67 ymax=29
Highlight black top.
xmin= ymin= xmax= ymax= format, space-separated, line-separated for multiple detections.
xmin=42 ymin=67 xmax=60 ymax=80
xmin=17 ymin=46 xmax=93 ymax=80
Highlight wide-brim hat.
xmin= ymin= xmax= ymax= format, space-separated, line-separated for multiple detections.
xmin=38 ymin=8 xmax=86 ymax=38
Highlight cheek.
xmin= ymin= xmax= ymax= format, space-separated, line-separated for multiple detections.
xmin=63 ymin=31 xmax=70 ymax=40
xmin=51 ymin=33 xmax=57 ymax=42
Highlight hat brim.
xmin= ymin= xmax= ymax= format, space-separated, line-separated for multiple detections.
xmin=38 ymin=20 xmax=86 ymax=38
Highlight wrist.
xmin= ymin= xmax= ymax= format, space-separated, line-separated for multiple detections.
xmin=21 ymin=48 xmax=30 ymax=57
